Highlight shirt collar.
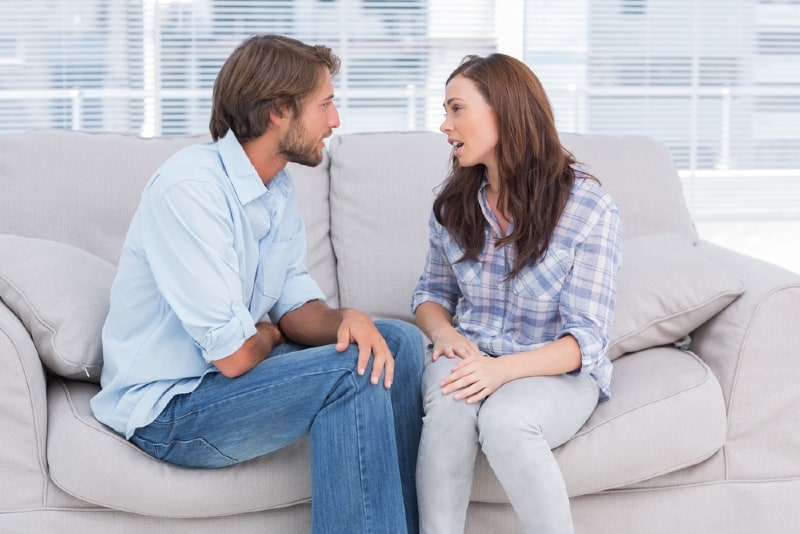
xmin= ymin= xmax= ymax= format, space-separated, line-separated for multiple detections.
xmin=217 ymin=129 xmax=274 ymax=206
xmin=478 ymin=175 xmax=510 ymax=237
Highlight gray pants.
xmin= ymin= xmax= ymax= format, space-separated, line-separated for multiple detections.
xmin=416 ymin=355 xmax=599 ymax=534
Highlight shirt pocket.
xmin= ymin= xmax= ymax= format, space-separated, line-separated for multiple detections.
xmin=512 ymin=246 xmax=572 ymax=302
xmin=444 ymin=242 xmax=483 ymax=299
xmin=257 ymin=239 xmax=292 ymax=302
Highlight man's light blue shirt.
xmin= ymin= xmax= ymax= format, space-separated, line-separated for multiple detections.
xmin=91 ymin=130 xmax=325 ymax=438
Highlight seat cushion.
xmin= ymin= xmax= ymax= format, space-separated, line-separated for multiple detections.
xmin=470 ymin=346 xmax=728 ymax=501
xmin=47 ymin=379 xmax=311 ymax=517
xmin=49 ymin=346 xmax=726 ymax=515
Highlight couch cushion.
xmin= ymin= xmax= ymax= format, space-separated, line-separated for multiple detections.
xmin=0 ymin=129 xmax=207 ymax=265
xmin=470 ymin=346 xmax=728 ymax=501
xmin=0 ymin=130 xmax=338 ymax=304
xmin=560 ymin=133 xmax=698 ymax=243
xmin=287 ymin=155 xmax=339 ymax=306
xmin=329 ymin=131 xmax=727 ymax=342
xmin=608 ymin=233 xmax=745 ymax=360
xmin=329 ymin=131 xmax=450 ymax=319
xmin=0 ymin=235 xmax=114 ymax=382
xmin=47 ymin=378 xmax=312 ymax=517
xmin=49 ymin=347 xmax=726 ymax=514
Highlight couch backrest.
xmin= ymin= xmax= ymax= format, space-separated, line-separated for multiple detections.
xmin=0 ymin=129 xmax=206 ymax=264
xmin=0 ymin=129 xmax=339 ymax=305
xmin=1 ymin=128 xmax=697 ymax=322
xmin=328 ymin=130 xmax=698 ymax=321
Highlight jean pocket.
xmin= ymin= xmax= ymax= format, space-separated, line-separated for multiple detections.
xmin=132 ymin=432 xmax=238 ymax=468
xmin=131 ymin=409 xmax=239 ymax=468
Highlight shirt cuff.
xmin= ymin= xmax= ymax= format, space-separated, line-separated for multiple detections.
xmin=559 ymin=326 xmax=606 ymax=376
xmin=198 ymin=304 xmax=257 ymax=362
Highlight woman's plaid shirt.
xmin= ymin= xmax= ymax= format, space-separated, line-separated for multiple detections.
xmin=411 ymin=175 xmax=623 ymax=400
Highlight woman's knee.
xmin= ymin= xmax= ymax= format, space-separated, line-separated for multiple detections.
xmin=477 ymin=395 xmax=546 ymax=454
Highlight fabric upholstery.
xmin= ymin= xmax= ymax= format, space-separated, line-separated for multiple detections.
xmin=469 ymin=347 xmax=727 ymax=501
xmin=560 ymin=133 xmax=698 ymax=243
xmin=608 ymin=233 xmax=745 ymax=360
xmin=0 ymin=129 xmax=797 ymax=533
xmin=0 ymin=129 xmax=207 ymax=264
xmin=0 ymin=234 xmax=114 ymax=382
xmin=47 ymin=378 xmax=312 ymax=517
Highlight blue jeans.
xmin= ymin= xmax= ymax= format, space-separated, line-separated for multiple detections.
xmin=131 ymin=319 xmax=424 ymax=534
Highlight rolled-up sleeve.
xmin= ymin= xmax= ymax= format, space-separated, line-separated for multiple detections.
xmin=559 ymin=199 xmax=623 ymax=376
xmin=411 ymin=212 xmax=461 ymax=315
xmin=144 ymin=179 xmax=257 ymax=362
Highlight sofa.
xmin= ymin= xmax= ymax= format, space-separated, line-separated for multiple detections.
xmin=1 ymin=128 xmax=798 ymax=534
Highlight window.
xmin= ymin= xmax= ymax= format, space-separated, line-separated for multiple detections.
xmin=2 ymin=0 xmax=799 ymax=224
xmin=524 ymin=0 xmax=800 ymax=220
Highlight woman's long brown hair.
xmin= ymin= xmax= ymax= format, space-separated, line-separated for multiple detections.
xmin=434 ymin=54 xmax=588 ymax=279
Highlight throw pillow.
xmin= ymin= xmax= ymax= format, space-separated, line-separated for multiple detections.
xmin=0 ymin=234 xmax=115 ymax=382
xmin=608 ymin=233 xmax=745 ymax=360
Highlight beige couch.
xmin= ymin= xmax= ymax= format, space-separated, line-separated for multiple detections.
xmin=1 ymin=129 xmax=799 ymax=533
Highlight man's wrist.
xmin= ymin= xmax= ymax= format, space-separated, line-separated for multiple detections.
xmin=256 ymin=322 xmax=285 ymax=347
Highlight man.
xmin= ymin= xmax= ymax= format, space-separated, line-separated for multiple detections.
xmin=91 ymin=35 xmax=424 ymax=534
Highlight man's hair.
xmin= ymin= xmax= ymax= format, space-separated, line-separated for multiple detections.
xmin=209 ymin=34 xmax=340 ymax=142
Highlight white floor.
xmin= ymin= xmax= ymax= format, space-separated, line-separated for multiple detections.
xmin=695 ymin=219 xmax=800 ymax=276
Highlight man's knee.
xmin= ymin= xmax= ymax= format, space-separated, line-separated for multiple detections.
xmin=374 ymin=319 xmax=424 ymax=364
xmin=374 ymin=318 xmax=422 ymax=343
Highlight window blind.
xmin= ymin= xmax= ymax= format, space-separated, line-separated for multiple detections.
xmin=1 ymin=0 xmax=798 ymax=219
xmin=523 ymin=0 xmax=800 ymax=219
xmin=0 ymin=0 xmax=498 ymax=137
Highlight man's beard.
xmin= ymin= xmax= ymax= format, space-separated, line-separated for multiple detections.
xmin=278 ymin=120 xmax=325 ymax=167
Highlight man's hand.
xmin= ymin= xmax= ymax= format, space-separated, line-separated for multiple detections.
xmin=336 ymin=309 xmax=394 ymax=388
xmin=279 ymin=301 xmax=394 ymax=388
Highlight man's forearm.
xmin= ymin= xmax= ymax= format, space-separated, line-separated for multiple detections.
xmin=278 ymin=300 xmax=343 ymax=346
xmin=213 ymin=321 xmax=284 ymax=378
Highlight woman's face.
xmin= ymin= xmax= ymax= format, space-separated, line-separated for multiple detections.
xmin=440 ymin=75 xmax=499 ymax=175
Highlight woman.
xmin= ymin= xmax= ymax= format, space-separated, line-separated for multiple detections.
xmin=411 ymin=54 xmax=622 ymax=534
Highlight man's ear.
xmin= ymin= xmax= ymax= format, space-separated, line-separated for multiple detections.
xmin=268 ymin=106 xmax=286 ymax=127
xmin=268 ymin=100 xmax=294 ymax=125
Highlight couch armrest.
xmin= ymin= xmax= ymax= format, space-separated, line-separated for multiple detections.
xmin=691 ymin=240 xmax=800 ymax=481
xmin=0 ymin=302 xmax=50 ymax=509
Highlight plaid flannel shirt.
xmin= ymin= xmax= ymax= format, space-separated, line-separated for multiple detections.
xmin=411 ymin=174 xmax=622 ymax=400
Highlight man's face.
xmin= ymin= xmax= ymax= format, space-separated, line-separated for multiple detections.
xmin=278 ymin=70 xmax=340 ymax=167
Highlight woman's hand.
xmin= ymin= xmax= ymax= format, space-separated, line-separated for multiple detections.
xmin=430 ymin=328 xmax=483 ymax=361
xmin=441 ymin=354 xmax=510 ymax=404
